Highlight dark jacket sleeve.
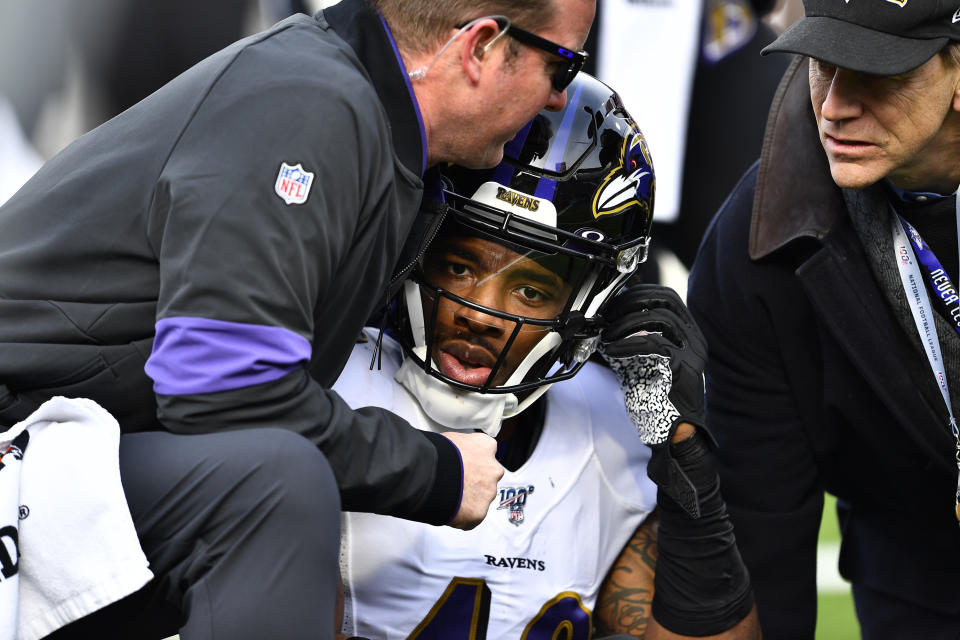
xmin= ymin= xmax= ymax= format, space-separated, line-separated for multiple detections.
xmin=687 ymin=163 xmax=823 ymax=639
xmin=143 ymin=26 xmax=462 ymax=525
xmin=157 ymin=370 xmax=462 ymax=524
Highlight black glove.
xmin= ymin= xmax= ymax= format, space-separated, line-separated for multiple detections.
xmin=601 ymin=286 xmax=754 ymax=634
xmin=599 ymin=284 xmax=711 ymax=517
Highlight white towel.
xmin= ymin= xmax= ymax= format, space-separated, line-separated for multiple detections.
xmin=0 ymin=397 xmax=153 ymax=640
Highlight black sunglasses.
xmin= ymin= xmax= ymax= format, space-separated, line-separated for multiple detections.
xmin=457 ymin=16 xmax=588 ymax=92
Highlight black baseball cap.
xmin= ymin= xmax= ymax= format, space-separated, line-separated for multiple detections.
xmin=762 ymin=0 xmax=960 ymax=75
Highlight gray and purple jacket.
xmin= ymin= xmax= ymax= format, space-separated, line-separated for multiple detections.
xmin=0 ymin=0 xmax=462 ymax=525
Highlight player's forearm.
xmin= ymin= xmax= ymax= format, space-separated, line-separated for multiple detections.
xmin=595 ymin=512 xmax=658 ymax=636
xmin=651 ymin=426 xmax=756 ymax=637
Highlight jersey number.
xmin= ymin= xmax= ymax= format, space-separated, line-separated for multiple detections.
xmin=407 ymin=577 xmax=592 ymax=640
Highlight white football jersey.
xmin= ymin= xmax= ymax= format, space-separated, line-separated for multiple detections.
xmin=334 ymin=331 xmax=657 ymax=640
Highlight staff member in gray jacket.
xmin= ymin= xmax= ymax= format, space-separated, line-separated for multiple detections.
xmin=0 ymin=0 xmax=595 ymax=637
xmin=689 ymin=1 xmax=960 ymax=637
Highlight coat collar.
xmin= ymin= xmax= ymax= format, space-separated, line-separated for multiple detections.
xmin=750 ymin=56 xmax=846 ymax=260
xmin=322 ymin=0 xmax=426 ymax=178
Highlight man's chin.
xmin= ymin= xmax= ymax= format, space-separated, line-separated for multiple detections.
xmin=828 ymin=162 xmax=885 ymax=190
xmin=457 ymin=146 xmax=505 ymax=170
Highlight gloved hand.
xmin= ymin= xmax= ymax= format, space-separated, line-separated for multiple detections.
xmin=599 ymin=283 xmax=711 ymax=517
xmin=600 ymin=286 xmax=755 ymax=633
xmin=599 ymin=284 xmax=707 ymax=442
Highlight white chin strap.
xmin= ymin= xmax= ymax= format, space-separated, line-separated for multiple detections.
xmin=395 ymin=352 xmax=517 ymax=437
xmin=396 ymin=281 xmax=561 ymax=437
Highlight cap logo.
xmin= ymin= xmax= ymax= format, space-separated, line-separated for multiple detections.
xmin=274 ymin=162 xmax=314 ymax=205
xmin=953 ymin=8 xmax=960 ymax=22
xmin=884 ymin=0 xmax=907 ymax=6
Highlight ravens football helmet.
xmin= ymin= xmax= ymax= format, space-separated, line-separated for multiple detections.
xmin=391 ymin=72 xmax=655 ymax=434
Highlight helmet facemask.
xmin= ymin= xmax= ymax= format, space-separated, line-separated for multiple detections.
xmin=389 ymin=73 xmax=655 ymax=435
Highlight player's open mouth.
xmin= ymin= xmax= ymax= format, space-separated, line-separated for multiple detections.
xmin=438 ymin=345 xmax=496 ymax=386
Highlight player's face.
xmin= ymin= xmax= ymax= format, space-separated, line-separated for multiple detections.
xmin=809 ymin=54 xmax=960 ymax=193
xmin=421 ymin=234 xmax=573 ymax=387
xmin=463 ymin=0 xmax=596 ymax=169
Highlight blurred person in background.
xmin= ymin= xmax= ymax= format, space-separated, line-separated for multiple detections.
xmin=579 ymin=0 xmax=791 ymax=287
xmin=0 ymin=0 xmax=258 ymax=202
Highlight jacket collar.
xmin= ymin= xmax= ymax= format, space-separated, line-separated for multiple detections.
xmin=322 ymin=0 xmax=426 ymax=178
xmin=750 ymin=56 xmax=846 ymax=260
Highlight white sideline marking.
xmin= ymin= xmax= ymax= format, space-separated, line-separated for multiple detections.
xmin=818 ymin=541 xmax=850 ymax=594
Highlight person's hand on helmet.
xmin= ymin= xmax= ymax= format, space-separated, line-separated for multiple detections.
xmin=599 ymin=283 xmax=707 ymax=444
xmin=599 ymin=283 xmax=712 ymax=517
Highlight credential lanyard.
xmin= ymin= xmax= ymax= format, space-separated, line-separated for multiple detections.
xmin=889 ymin=200 xmax=960 ymax=523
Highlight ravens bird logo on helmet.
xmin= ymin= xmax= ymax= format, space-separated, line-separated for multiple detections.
xmin=593 ymin=127 xmax=654 ymax=220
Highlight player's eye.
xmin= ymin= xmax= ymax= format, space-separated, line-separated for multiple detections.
xmin=446 ymin=261 xmax=470 ymax=277
xmin=517 ymin=285 xmax=546 ymax=303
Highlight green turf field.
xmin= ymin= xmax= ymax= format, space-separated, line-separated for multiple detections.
xmin=815 ymin=494 xmax=861 ymax=639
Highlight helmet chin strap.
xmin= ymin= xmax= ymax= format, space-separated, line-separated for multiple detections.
xmin=398 ymin=281 xmax=561 ymax=435
xmin=395 ymin=349 xmax=517 ymax=437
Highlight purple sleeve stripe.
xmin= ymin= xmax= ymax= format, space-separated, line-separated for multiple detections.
xmin=146 ymin=317 xmax=312 ymax=396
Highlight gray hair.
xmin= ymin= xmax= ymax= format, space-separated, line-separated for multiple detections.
xmin=371 ymin=0 xmax=556 ymax=56
xmin=943 ymin=41 xmax=960 ymax=68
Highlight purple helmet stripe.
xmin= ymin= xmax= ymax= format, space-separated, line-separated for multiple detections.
xmin=534 ymin=176 xmax=557 ymax=200
xmin=146 ymin=316 xmax=311 ymax=395
xmin=494 ymin=120 xmax=535 ymax=185
xmin=544 ymin=81 xmax=583 ymax=173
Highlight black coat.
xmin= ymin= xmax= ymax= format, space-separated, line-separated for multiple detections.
xmin=689 ymin=57 xmax=960 ymax=638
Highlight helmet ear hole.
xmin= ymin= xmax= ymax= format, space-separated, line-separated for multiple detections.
xmin=389 ymin=72 xmax=654 ymax=401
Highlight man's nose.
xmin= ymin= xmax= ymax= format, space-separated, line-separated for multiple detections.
xmin=821 ymin=67 xmax=864 ymax=122
xmin=544 ymin=86 xmax=567 ymax=112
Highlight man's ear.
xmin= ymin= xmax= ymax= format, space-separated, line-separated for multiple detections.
xmin=459 ymin=18 xmax=503 ymax=85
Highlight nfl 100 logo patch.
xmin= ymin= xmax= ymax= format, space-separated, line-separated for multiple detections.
xmin=497 ymin=484 xmax=534 ymax=526
xmin=0 ymin=431 xmax=28 ymax=473
xmin=275 ymin=162 xmax=314 ymax=205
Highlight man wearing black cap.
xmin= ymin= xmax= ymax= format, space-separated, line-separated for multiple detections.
xmin=687 ymin=1 xmax=960 ymax=638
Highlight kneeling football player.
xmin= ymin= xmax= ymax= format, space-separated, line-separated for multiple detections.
xmin=334 ymin=73 xmax=758 ymax=640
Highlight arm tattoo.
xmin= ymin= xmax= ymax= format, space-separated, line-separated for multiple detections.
xmin=594 ymin=510 xmax=659 ymax=637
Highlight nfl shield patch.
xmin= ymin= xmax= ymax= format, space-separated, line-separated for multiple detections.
xmin=274 ymin=162 xmax=314 ymax=205
xmin=497 ymin=485 xmax=534 ymax=526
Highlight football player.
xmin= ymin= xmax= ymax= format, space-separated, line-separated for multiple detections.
xmin=333 ymin=73 xmax=758 ymax=639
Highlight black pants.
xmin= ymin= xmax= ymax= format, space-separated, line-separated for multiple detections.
xmin=46 ymin=428 xmax=341 ymax=640
xmin=854 ymin=582 xmax=960 ymax=640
